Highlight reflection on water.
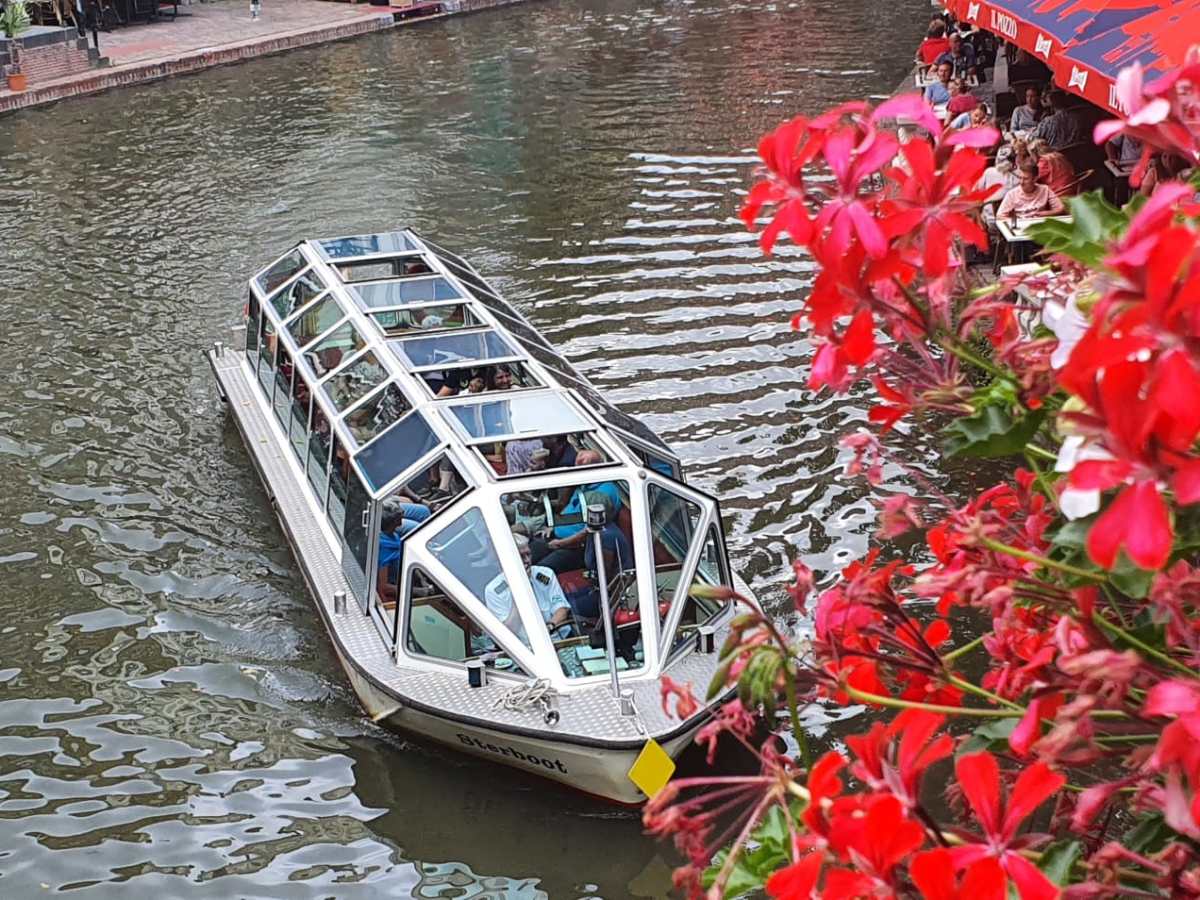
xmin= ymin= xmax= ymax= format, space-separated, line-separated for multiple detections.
xmin=0 ymin=0 xmax=925 ymax=894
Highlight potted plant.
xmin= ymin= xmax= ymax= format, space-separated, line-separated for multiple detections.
xmin=1 ymin=0 xmax=31 ymax=92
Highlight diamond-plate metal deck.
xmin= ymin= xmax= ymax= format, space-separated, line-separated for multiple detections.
xmin=210 ymin=344 xmax=738 ymax=745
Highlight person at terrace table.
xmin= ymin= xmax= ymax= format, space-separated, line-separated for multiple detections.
xmin=950 ymin=101 xmax=991 ymax=131
xmin=996 ymin=162 xmax=1066 ymax=222
xmin=1009 ymin=85 xmax=1043 ymax=134
xmin=1032 ymin=91 xmax=1085 ymax=150
xmin=924 ymin=62 xmax=953 ymax=107
xmin=946 ymin=79 xmax=978 ymax=117
xmin=1105 ymin=133 xmax=1144 ymax=167
xmin=935 ymin=33 xmax=976 ymax=79
xmin=917 ymin=21 xmax=951 ymax=66
xmin=1030 ymin=139 xmax=1077 ymax=197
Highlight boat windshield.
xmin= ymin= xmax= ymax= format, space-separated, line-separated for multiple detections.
xmin=351 ymin=277 xmax=463 ymax=311
xmin=498 ymin=478 xmax=643 ymax=678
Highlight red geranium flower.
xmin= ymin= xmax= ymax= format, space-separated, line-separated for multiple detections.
xmin=948 ymin=752 xmax=1065 ymax=900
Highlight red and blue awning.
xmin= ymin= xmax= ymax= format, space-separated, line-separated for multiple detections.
xmin=1054 ymin=0 xmax=1200 ymax=112
xmin=944 ymin=0 xmax=1196 ymax=113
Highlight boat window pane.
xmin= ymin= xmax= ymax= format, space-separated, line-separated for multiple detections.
xmin=352 ymin=277 xmax=463 ymax=310
xmin=289 ymin=372 xmax=312 ymax=461
xmin=272 ymin=346 xmax=295 ymax=429
xmin=342 ymin=471 xmax=373 ymax=608
xmin=306 ymin=321 xmax=367 ymax=371
xmin=306 ymin=401 xmax=333 ymax=508
xmin=270 ymin=270 xmax=326 ymax=320
xmin=392 ymin=330 xmax=516 ymax=369
xmin=447 ymin=394 xmax=590 ymax=442
xmin=427 ymin=508 xmax=532 ymax=652
xmin=355 ymin=412 xmax=440 ymax=493
xmin=440 ymin=255 xmax=503 ymax=300
xmin=319 ymin=232 xmax=421 ymax=260
xmin=255 ymin=249 xmax=306 ymax=296
xmin=344 ymin=383 xmax=410 ymax=447
xmin=336 ymin=256 xmax=434 ymax=284
xmin=327 ymin=433 xmax=351 ymax=534
xmin=371 ymin=304 xmax=480 ymax=337
xmin=287 ymin=295 xmax=344 ymax=347
xmin=647 ymin=483 xmax=702 ymax=632
xmin=405 ymin=569 xmax=528 ymax=672
xmin=670 ymin=526 xmax=727 ymax=655
xmin=419 ymin=238 xmax=472 ymax=273
xmin=322 ymin=351 xmax=387 ymax=411
xmin=423 ymin=361 xmax=541 ymax=398
xmin=376 ymin=456 xmax=469 ymax=606
xmin=245 ymin=291 xmax=261 ymax=362
xmin=256 ymin=316 xmax=276 ymax=391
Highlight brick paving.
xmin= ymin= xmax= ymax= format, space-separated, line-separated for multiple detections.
xmin=0 ymin=0 xmax=444 ymax=113
xmin=93 ymin=0 xmax=391 ymax=66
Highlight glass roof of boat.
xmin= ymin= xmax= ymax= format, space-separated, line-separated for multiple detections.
xmin=250 ymin=228 xmax=679 ymax=499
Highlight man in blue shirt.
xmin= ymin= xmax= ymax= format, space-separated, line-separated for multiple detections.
xmin=532 ymin=450 xmax=623 ymax=572
xmin=924 ymin=62 xmax=953 ymax=107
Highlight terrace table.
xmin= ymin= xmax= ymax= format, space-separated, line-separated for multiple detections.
xmin=996 ymin=215 xmax=1070 ymax=265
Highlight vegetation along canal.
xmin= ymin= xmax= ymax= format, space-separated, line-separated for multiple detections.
xmin=0 ymin=0 xmax=930 ymax=895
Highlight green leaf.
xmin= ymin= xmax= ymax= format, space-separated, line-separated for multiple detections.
xmin=707 ymin=656 xmax=735 ymax=701
xmin=943 ymin=384 xmax=1047 ymax=459
xmin=958 ymin=718 xmax=1018 ymax=755
xmin=1038 ymin=839 xmax=1083 ymax=886
xmin=1124 ymin=813 xmax=1171 ymax=854
xmin=1109 ymin=552 xmax=1156 ymax=599
xmin=1049 ymin=517 xmax=1094 ymax=551
xmin=1026 ymin=191 xmax=1130 ymax=267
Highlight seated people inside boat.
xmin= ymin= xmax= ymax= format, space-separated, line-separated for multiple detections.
xmin=572 ymin=494 xmax=634 ymax=620
xmin=376 ymin=509 xmax=415 ymax=604
xmin=543 ymin=433 xmax=576 ymax=470
xmin=477 ymin=534 xmax=572 ymax=651
xmin=531 ymin=450 xmax=623 ymax=572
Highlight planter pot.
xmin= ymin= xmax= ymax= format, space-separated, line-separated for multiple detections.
xmin=6 ymin=71 xmax=27 ymax=91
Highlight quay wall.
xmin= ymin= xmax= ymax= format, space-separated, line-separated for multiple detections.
xmin=0 ymin=0 xmax=532 ymax=116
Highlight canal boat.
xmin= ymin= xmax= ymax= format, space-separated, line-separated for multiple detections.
xmin=205 ymin=229 xmax=753 ymax=804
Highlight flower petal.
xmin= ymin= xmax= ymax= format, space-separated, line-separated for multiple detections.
xmin=955 ymin=752 xmax=1002 ymax=837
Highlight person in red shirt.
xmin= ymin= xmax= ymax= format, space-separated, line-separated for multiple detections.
xmin=946 ymin=79 xmax=979 ymax=116
xmin=1030 ymin=139 xmax=1078 ymax=196
xmin=917 ymin=22 xmax=951 ymax=66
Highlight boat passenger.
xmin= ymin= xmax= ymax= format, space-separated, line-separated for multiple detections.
xmin=506 ymin=438 xmax=545 ymax=476
xmin=996 ymin=163 xmax=1066 ymax=222
xmin=572 ymin=494 xmax=634 ymax=620
xmin=543 ymin=434 xmax=577 ymax=470
xmin=532 ymin=450 xmax=622 ymax=572
xmin=377 ymin=509 xmax=421 ymax=603
xmin=381 ymin=495 xmax=432 ymax=536
xmin=923 ymin=62 xmax=953 ymax=107
xmin=1009 ymin=86 xmax=1043 ymax=135
xmin=479 ymin=534 xmax=572 ymax=648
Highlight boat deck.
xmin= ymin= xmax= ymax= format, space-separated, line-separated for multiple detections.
xmin=210 ymin=343 xmax=727 ymax=747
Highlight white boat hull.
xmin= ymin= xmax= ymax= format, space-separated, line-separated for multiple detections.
xmin=332 ymin=640 xmax=706 ymax=805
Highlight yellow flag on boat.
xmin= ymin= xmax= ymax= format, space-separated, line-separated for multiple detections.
xmin=629 ymin=738 xmax=675 ymax=799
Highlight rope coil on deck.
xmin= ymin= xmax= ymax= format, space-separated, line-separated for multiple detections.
xmin=492 ymin=678 xmax=560 ymax=726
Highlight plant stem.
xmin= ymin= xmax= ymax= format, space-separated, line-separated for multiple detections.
xmin=946 ymin=675 xmax=1023 ymax=710
xmin=978 ymin=536 xmax=1106 ymax=582
xmin=844 ymin=685 xmax=1024 ymax=717
xmin=1092 ymin=613 xmax=1196 ymax=677
xmin=941 ymin=634 xmax=985 ymax=664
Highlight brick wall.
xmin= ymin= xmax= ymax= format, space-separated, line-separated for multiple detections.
xmin=15 ymin=38 xmax=96 ymax=85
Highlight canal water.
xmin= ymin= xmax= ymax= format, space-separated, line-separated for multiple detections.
xmin=0 ymin=0 xmax=928 ymax=895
